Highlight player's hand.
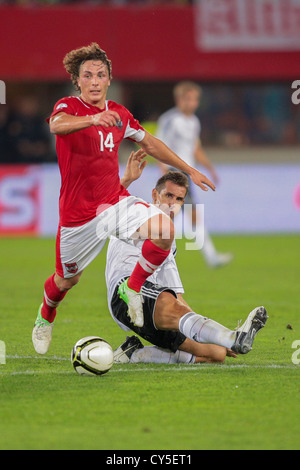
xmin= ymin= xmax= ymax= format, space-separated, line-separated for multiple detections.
xmin=92 ymin=110 xmax=121 ymax=128
xmin=121 ymin=149 xmax=148 ymax=188
xmin=190 ymin=168 xmax=216 ymax=192
xmin=226 ymin=349 xmax=238 ymax=358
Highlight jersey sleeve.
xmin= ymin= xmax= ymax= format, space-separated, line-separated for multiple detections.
xmin=123 ymin=110 xmax=145 ymax=143
xmin=46 ymin=97 xmax=76 ymax=123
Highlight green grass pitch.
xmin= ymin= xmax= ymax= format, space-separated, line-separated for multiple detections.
xmin=0 ymin=234 xmax=299 ymax=450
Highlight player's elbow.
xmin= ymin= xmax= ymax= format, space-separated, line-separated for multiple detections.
xmin=49 ymin=114 xmax=68 ymax=135
xmin=49 ymin=120 xmax=60 ymax=135
xmin=49 ymin=122 xmax=66 ymax=135
xmin=49 ymin=123 xmax=57 ymax=134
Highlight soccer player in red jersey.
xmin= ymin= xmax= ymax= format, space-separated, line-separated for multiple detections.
xmin=32 ymin=43 xmax=215 ymax=355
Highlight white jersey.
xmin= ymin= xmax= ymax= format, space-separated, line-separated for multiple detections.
xmin=105 ymin=236 xmax=184 ymax=330
xmin=156 ymin=107 xmax=201 ymax=168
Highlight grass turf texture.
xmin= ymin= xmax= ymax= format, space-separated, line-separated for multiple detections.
xmin=0 ymin=235 xmax=299 ymax=450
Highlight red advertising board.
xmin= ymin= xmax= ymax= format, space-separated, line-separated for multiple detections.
xmin=0 ymin=4 xmax=299 ymax=81
xmin=197 ymin=0 xmax=300 ymax=51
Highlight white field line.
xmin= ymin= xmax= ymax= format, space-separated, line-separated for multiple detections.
xmin=7 ymin=355 xmax=69 ymax=361
xmin=0 ymin=355 xmax=298 ymax=376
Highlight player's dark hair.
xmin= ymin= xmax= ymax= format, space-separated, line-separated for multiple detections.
xmin=155 ymin=171 xmax=189 ymax=195
xmin=63 ymin=43 xmax=112 ymax=91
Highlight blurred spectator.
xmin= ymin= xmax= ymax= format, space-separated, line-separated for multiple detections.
xmin=4 ymin=96 xmax=55 ymax=164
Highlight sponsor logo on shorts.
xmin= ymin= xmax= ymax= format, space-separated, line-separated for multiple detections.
xmin=65 ymin=262 xmax=78 ymax=274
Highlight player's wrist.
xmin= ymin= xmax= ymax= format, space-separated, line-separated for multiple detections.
xmin=120 ymin=176 xmax=132 ymax=189
xmin=90 ymin=115 xmax=97 ymax=126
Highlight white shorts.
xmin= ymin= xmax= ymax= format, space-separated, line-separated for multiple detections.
xmin=56 ymin=196 xmax=164 ymax=278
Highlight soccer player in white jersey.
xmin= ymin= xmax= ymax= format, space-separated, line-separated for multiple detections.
xmin=106 ymin=159 xmax=268 ymax=365
xmin=156 ymin=81 xmax=233 ymax=268
xmin=32 ymin=44 xmax=216 ymax=355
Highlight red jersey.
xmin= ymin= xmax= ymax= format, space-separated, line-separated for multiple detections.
xmin=48 ymin=96 xmax=145 ymax=227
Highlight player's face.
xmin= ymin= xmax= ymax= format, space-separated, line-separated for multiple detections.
xmin=176 ymin=90 xmax=200 ymax=115
xmin=77 ymin=60 xmax=111 ymax=107
xmin=152 ymin=181 xmax=186 ymax=219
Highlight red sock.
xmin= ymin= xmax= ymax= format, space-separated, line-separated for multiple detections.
xmin=127 ymin=239 xmax=170 ymax=292
xmin=41 ymin=274 xmax=67 ymax=323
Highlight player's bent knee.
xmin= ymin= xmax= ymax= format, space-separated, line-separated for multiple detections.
xmin=54 ymin=272 xmax=82 ymax=292
xmin=155 ymin=214 xmax=174 ymax=243
xmin=161 ymin=216 xmax=175 ymax=243
xmin=154 ymin=292 xmax=188 ymax=330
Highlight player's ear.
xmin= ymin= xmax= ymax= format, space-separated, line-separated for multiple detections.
xmin=152 ymin=188 xmax=159 ymax=204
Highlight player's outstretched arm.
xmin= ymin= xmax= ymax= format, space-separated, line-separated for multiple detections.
xmin=139 ymin=131 xmax=215 ymax=192
xmin=120 ymin=149 xmax=148 ymax=189
xmin=49 ymin=110 xmax=121 ymax=135
xmin=195 ymin=138 xmax=219 ymax=185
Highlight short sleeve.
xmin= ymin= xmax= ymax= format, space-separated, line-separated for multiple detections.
xmin=123 ymin=110 xmax=145 ymax=142
xmin=46 ymin=97 xmax=76 ymax=123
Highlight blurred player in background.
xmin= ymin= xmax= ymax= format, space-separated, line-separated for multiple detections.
xmin=106 ymin=155 xmax=268 ymax=365
xmin=156 ymin=81 xmax=233 ymax=268
xmin=32 ymin=43 xmax=216 ymax=355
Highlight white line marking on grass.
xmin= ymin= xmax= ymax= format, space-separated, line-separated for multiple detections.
xmin=5 ymin=355 xmax=297 ymax=370
xmin=0 ymin=370 xmax=74 ymax=376
xmin=7 ymin=355 xmax=69 ymax=361
xmin=0 ymin=361 xmax=298 ymax=376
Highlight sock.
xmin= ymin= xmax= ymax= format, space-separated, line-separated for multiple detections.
xmin=130 ymin=346 xmax=195 ymax=364
xmin=179 ymin=312 xmax=236 ymax=350
xmin=41 ymin=274 xmax=67 ymax=323
xmin=127 ymin=239 xmax=170 ymax=292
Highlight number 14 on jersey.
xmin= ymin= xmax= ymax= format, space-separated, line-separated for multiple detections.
xmin=99 ymin=131 xmax=115 ymax=152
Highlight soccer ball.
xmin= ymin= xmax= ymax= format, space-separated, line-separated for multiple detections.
xmin=71 ymin=336 xmax=114 ymax=376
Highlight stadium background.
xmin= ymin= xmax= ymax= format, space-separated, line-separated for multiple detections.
xmin=0 ymin=0 xmax=300 ymax=237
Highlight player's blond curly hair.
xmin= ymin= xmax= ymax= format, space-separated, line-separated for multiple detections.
xmin=173 ymin=81 xmax=201 ymax=99
xmin=63 ymin=43 xmax=112 ymax=91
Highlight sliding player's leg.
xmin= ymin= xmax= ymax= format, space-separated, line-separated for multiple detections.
xmin=112 ymin=280 xmax=226 ymax=365
xmin=154 ymin=292 xmax=268 ymax=355
xmin=129 ymin=338 xmax=226 ymax=364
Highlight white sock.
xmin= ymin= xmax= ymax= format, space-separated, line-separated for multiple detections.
xmin=179 ymin=311 xmax=236 ymax=349
xmin=130 ymin=346 xmax=195 ymax=364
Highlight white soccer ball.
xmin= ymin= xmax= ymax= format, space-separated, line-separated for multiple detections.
xmin=71 ymin=336 xmax=114 ymax=376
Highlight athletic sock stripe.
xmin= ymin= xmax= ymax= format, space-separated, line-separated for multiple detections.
xmin=138 ymin=255 xmax=159 ymax=274
xmin=44 ymin=290 xmax=61 ymax=309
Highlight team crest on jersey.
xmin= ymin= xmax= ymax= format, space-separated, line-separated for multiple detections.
xmin=116 ymin=120 xmax=123 ymax=129
xmin=65 ymin=262 xmax=78 ymax=274
xmin=56 ymin=103 xmax=68 ymax=110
